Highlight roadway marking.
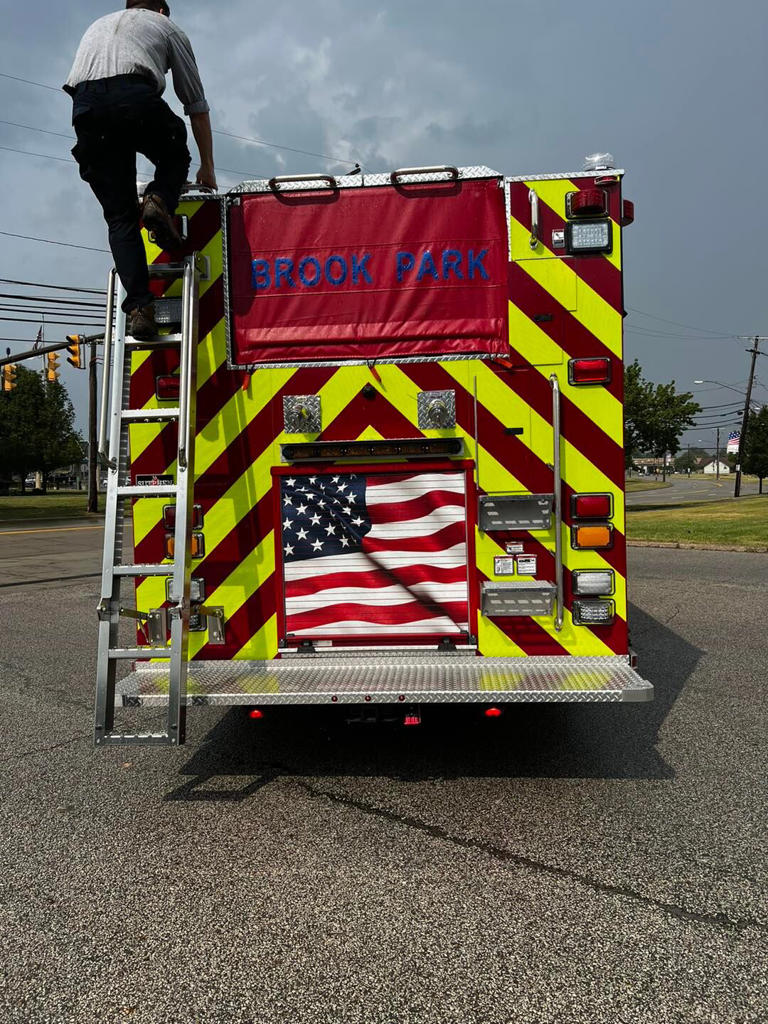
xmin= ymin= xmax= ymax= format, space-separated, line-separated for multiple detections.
xmin=0 ymin=525 xmax=104 ymax=537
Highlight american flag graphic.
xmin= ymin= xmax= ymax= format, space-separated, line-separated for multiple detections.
xmin=726 ymin=430 xmax=741 ymax=454
xmin=279 ymin=470 xmax=469 ymax=638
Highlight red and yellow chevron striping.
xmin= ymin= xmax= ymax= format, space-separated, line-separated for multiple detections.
xmin=129 ymin=171 xmax=630 ymax=666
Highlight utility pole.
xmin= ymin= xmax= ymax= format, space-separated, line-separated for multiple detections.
xmin=88 ymin=340 xmax=98 ymax=514
xmin=734 ymin=337 xmax=762 ymax=497
xmin=716 ymin=427 xmax=720 ymax=482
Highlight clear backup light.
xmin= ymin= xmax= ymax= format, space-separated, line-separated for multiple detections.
xmin=572 ymin=570 xmax=615 ymax=596
xmin=566 ymin=219 xmax=612 ymax=254
xmin=573 ymin=599 xmax=615 ymax=625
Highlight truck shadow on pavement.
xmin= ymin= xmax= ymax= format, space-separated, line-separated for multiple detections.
xmin=165 ymin=603 xmax=701 ymax=801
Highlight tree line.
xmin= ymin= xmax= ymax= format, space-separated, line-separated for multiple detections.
xmin=624 ymin=359 xmax=768 ymax=489
xmin=0 ymin=366 xmax=83 ymax=493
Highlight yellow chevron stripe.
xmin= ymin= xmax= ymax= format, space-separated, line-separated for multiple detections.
xmin=508 ymin=302 xmax=624 ymax=446
xmin=510 ymin=217 xmax=622 ymax=358
xmin=188 ymin=534 xmax=276 ymax=660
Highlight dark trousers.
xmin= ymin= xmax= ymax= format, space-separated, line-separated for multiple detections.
xmin=71 ymin=76 xmax=191 ymax=312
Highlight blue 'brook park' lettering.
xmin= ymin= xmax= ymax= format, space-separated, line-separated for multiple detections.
xmin=251 ymin=248 xmax=489 ymax=290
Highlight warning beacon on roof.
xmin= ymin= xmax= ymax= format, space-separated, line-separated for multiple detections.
xmin=226 ymin=174 xmax=509 ymax=366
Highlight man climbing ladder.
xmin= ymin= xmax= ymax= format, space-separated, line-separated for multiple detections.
xmin=64 ymin=0 xmax=217 ymax=339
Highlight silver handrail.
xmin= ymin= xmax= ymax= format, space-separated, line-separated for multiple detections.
xmin=529 ymin=188 xmax=540 ymax=250
xmin=97 ymin=268 xmax=117 ymax=468
xmin=391 ymin=165 xmax=459 ymax=184
xmin=177 ymin=258 xmax=194 ymax=470
xmin=550 ymin=374 xmax=564 ymax=632
xmin=268 ymin=173 xmax=337 ymax=191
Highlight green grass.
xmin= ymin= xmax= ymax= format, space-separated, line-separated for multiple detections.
xmin=627 ymin=495 xmax=768 ymax=549
xmin=0 ymin=493 xmax=99 ymax=521
xmin=625 ymin=479 xmax=670 ymax=492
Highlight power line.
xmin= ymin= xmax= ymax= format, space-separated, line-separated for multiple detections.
xmin=0 ymin=315 xmax=104 ymax=326
xmin=0 ymin=278 xmax=106 ymax=294
xmin=0 ymin=70 xmax=358 ymax=167
xmin=0 ymin=231 xmax=109 ymax=253
xmin=0 ymin=143 xmax=73 ymax=165
xmin=0 ymin=119 xmax=74 ymax=140
xmin=0 ymin=295 xmax=105 ymax=310
xmin=626 ymin=305 xmax=738 ymax=338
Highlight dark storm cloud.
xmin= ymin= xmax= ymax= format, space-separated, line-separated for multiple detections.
xmin=2 ymin=0 xmax=767 ymax=434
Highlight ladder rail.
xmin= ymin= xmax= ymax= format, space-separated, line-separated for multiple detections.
xmin=94 ymin=255 xmax=200 ymax=747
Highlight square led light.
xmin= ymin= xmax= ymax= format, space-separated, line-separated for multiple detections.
xmin=572 ymin=570 xmax=615 ymax=596
xmin=573 ymin=599 xmax=615 ymax=625
xmin=566 ymin=219 xmax=612 ymax=254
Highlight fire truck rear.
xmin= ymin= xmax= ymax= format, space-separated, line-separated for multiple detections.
xmin=95 ymin=158 xmax=651 ymax=747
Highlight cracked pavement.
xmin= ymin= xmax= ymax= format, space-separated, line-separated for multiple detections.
xmin=0 ymin=544 xmax=766 ymax=1023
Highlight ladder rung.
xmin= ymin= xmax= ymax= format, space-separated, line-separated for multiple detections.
xmin=148 ymin=263 xmax=186 ymax=279
xmin=108 ymin=648 xmax=172 ymax=660
xmin=117 ymin=485 xmax=177 ymax=497
xmin=97 ymin=732 xmax=174 ymax=746
xmin=121 ymin=408 xmax=180 ymax=422
xmin=113 ymin=564 xmax=174 ymax=577
xmin=126 ymin=333 xmax=182 ymax=347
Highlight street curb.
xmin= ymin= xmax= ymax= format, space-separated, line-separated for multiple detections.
xmin=628 ymin=540 xmax=768 ymax=553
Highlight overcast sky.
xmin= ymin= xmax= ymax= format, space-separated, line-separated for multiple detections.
xmin=2 ymin=0 xmax=767 ymax=448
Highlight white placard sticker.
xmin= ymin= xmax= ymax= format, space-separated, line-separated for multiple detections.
xmin=516 ymin=555 xmax=538 ymax=576
xmin=505 ymin=542 xmax=524 ymax=554
xmin=494 ymin=557 xmax=516 ymax=576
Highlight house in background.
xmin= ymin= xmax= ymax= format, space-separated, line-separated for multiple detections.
xmin=703 ymin=460 xmax=730 ymax=475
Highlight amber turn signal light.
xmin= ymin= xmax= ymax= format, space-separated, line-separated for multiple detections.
xmin=571 ymin=524 xmax=613 ymax=550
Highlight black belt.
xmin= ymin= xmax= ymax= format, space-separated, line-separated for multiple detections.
xmin=71 ymin=74 xmax=156 ymax=95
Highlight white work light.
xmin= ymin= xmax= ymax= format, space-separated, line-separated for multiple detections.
xmin=572 ymin=570 xmax=615 ymax=596
xmin=572 ymin=599 xmax=615 ymax=625
xmin=566 ymin=220 xmax=612 ymax=254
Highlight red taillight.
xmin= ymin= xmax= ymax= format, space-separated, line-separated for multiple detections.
xmin=621 ymin=199 xmax=635 ymax=226
xmin=484 ymin=707 xmax=503 ymax=718
xmin=568 ymin=357 xmax=612 ymax=385
xmin=156 ymin=375 xmax=180 ymax=401
xmin=568 ymin=188 xmax=606 ymax=217
xmin=572 ymin=494 xmax=612 ymax=520
xmin=163 ymin=504 xmax=204 ymax=530
xmin=404 ymin=714 xmax=421 ymax=726
xmin=249 ymin=709 xmax=264 ymax=720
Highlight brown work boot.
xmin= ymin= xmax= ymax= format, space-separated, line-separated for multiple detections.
xmin=128 ymin=303 xmax=158 ymax=340
xmin=141 ymin=193 xmax=184 ymax=251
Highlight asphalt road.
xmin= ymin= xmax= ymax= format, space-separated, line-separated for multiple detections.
xmin=0 ymin=534 xmax=766 ymax=1023
xmin=627 ymin=475 xmax=761 ymax=505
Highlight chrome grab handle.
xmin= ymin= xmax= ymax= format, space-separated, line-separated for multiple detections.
xmin=529 ymin=188 xmax=540 ymax=250
xmin=268 ymin=174 xmax=337 ymax=191
xmin=177 ymin=258 xmax=195 ymax=470
xmin=98 ymin=268 xmax=117 ymax=468
xmin=550 ymin=374 xmax=564 ymax=632
xmin=391 ymin=165 xmax=459 ymax=184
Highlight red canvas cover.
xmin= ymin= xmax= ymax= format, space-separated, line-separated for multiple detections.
xmin=227 ymin=178 xmax=508 ymax=364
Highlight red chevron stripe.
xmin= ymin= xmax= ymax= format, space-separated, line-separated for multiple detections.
xmin=320 ymin=391 xmax=422 ymax=441
xmin=508 ymin=261 xmax=624 ymax=404
xmin=193 ymin=575 xmax=277 ymax=660
xmin=508 ymin=181 xmax=622 ymax=313
xmin=490 ymin=354 xmax=625 ymax=491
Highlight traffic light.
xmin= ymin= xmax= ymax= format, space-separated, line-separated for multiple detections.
xmin=46 ymin=351 xmax=60 ymax=382
xmin=66 ymin=335 xmax=84 ymax=369
xmin=2 ymin=364 xmax=17 ymax=392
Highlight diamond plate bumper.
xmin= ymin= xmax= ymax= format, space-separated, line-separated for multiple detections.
xmin=119 ymin=655 xmax=653 ymax=707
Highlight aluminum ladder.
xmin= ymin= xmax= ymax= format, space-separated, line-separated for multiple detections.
xmin=94 ymin=255 xmax=202 ymax=746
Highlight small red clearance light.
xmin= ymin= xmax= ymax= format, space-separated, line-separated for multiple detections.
xmin=572 ymin=494 xmax=612 ymax=520
xmin=485 ymin=707 xmax=503 ymax=718
xmin=621 ymin=199 xmax=635 ymax=226
xmin=568 ymin=357 xmax=612 ymax=386
xmin=156 ymin=375 xmax=180 ymax=401
xmin=249 ymin=709 xmax=264 ymax=720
